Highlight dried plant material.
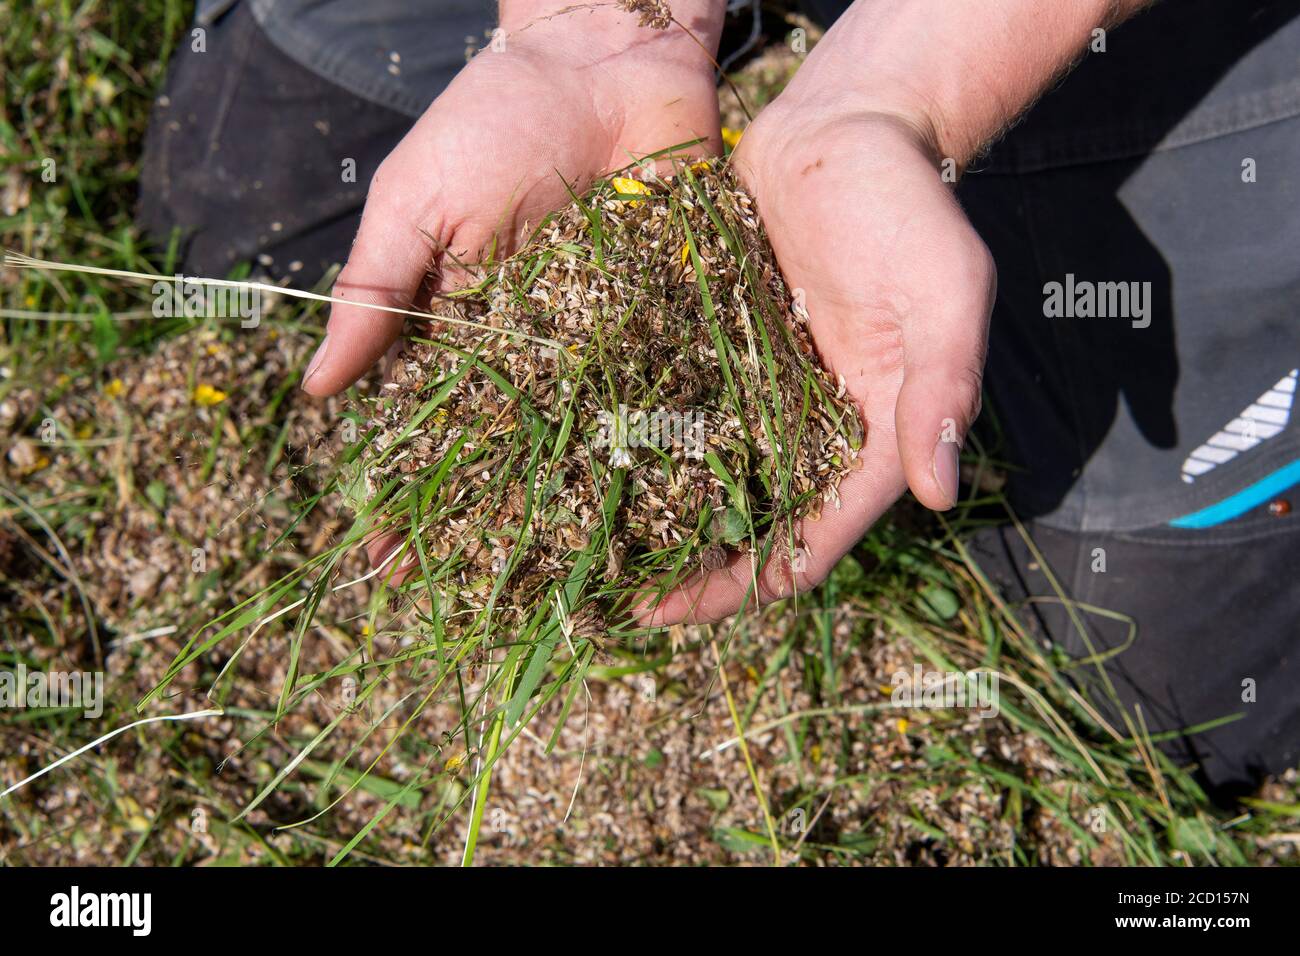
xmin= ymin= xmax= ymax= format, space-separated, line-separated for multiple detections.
xmin=351 ymin=161 xmax=862 ymax=644
xmin=10 ymin=328 xmax=360 ymax=630
xmin=618 ymin=0 xmax=672 ymax=31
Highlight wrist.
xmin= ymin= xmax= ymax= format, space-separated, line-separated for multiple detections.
xmin=736 ymin=96 xmax=942 ymax=201
xmin=771 ymin=0 xmax=1148 ymax=169
xmin=497 ymin=0 xmax=725 ymax=68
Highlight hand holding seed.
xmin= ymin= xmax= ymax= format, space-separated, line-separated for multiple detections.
xmin=639 ymin=106 xmax=995 ymax=624
xmin=300 ymin=2 xmax=724 ymax=401
xmin=297 ymin=2 xmax=724 ymax=575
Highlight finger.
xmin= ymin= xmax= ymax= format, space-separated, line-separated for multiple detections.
xmin=301 ymin=159 xmax=436 ymax=397
xmin=636 ymin=432 xmax=907 ymax=625
xmin=893 ymin=358 xmax=986 ymax=510
xmin=893 ymin=319 xmax=990 ymax=512
xmin=364 ymin=531 xmax=422 ymax=587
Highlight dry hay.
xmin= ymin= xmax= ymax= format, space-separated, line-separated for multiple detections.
xmin=1 ymin=327 xmax=361 ymax=636
xmin=355 ymin=162 xmax=862 ymax=638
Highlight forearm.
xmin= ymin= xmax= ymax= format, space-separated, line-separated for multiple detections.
xmin=781 ymin=0 xmax=1154 ymax=166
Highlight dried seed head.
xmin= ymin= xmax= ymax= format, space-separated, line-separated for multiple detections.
xmin=354 ymin=161 xmax=861 ymax=632
xmin=700 ymin=545 xmax=728 ymax=571
xmin=618 ymin=0 xmax=672 ymax=30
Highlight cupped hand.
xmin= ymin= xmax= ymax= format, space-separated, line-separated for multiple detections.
xmin=303 ymin=11 xmax=722 ymax=398
xmin=642 ymin=103 xmax=995 ymax=624
xmin=297 ymin=6 xmax=723 ymax=572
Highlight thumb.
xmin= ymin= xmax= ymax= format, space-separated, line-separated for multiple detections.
xmin=893 ymin=232 xmax=994 ymax=511
xmin=894 ymin=352 xmax=985 ymax=512
xmin=301 ymin=163 xmax=434 ymax=396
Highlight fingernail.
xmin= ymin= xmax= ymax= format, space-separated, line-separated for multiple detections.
xmin=932 ymin=436 xmax=959 ymax=510
xmin=302 ymin=334 xmax=330 ymax=390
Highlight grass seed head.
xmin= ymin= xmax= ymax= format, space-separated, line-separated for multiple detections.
xmin=354 ymin=161 xmax=862 ymax=643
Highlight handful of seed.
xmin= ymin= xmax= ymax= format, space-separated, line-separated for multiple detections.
xmin=348 ymin=161 xmax=861 ymax=642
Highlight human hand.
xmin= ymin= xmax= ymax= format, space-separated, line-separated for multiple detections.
xmin=641 ymin=102 xmax=995 ymax=624
xmin=301 ymin=1 xmax=724 ymax=399
xmin=640 ymin=0 xmax=1165 ymax=623
xmin=298 ymin=1 xmax=724 ymax=572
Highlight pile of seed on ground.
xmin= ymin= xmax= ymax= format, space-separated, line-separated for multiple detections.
xmin=3 ymin=327 xmax=358 ymax=632
xmin=357 ymin=163 xmax=862 ymax=631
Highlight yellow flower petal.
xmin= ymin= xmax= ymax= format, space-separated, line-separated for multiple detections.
xmin=193 ymin=384 xmax=228 ymax=407
xmin=18 ymin=454 xmax=51 ymax=476
xmin=895 ymin=717 xmax=910 ymax=735
xmin=612 ymin=176 xmax=651 ymax=195
xmin=721 ymin=127 xmax=744 ymax=150
xmin=104 ymin=378 xmax=125 ymax=398
xmin=444 ymin=751 xmax=468 ymax=773
xmin=611 ymin=176 xmax=652 ymax=206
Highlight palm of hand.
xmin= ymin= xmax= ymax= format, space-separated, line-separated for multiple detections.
xmin=313 ymin=26 xmax=720 ymax=574
xmin=304 ymin=28 xmax=720 ymax=398
xmin=645 ymin=112 xmax=994 ymax=624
